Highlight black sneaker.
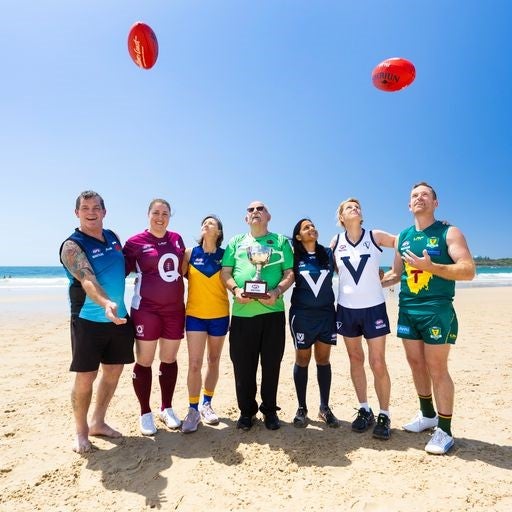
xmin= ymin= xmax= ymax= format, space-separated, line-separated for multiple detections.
xmin=293 ymin=407 xmax=308 ymax=428
xmin=264 ymin=412 xmax=281 ymax=430
xmin=372 ymin=413 xmax=391 ymax=440
xmin=236 ymin=415 xmax=255 ymax=431
xmin=351 ymin=407 xmax=375 ymax=432
xmin=318 ymin=406 xmax=340 ymax=428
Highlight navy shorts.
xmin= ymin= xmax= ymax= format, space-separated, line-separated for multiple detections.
xmin=336 ymin=302 xmax=391 ymax=339
xmin=185 ymin=315 xmax=230 ymax=336
xmin=289 ymin=308 xmax=337 ymax=350
xmin=131 ymin=306 xmax=185 ymax=341
xmin=70 ymin=316 xmax=135 ymax=372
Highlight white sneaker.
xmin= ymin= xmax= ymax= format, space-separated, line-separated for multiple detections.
xmin=403 ymin=411 xmax=438 ymax=432
xmin=200 ymin=402 xmax=219 ymax=425
xmin=159 ymin=407 xmax=181 ymax=429
xmin=140 ymin=412 xmax=157 ymax=436
xmin=425 ymin=427 xmax=454 ymax=454
xmin=181 ymin=407 xmax=201 ymax=433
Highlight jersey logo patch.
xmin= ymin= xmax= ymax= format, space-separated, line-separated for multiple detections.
xmin=404 ymin=261 xmax=432 ymax=294
xmin=397 ymin=324 xmax=410 ymax=336
xmin=429 ymin=327 xmax=442 ymax=340
xmin=340 ymin=254 xmax=370 ymax=284
xmin=158 ymin=253 xmax=181 ymax=282
xmin=300 ymin=269 xmax=329 ymax=297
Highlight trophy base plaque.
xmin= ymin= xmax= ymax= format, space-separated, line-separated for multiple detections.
xmin=242 ymin=280 xmax=270 ymax=299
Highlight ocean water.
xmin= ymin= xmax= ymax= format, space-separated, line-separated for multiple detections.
xmin=0 ymin=265 xmax=511 ymax=290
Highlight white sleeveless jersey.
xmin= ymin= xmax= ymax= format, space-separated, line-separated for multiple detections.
xmin=333 ymin=229 xmax=385 ymax=308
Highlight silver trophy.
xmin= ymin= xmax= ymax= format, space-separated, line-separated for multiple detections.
xmin=243 ymin=245 xmax=273 ymax=298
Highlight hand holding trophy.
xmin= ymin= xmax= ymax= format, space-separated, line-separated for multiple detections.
xmin=243 ymin=245 xmax=273 ymax=298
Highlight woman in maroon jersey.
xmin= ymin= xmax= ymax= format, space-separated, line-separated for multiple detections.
xmin=123 ymin=198 xmax=186 ymax=436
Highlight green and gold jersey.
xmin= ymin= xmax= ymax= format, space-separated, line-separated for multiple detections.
xmin=398 ymin=221 xmax=455 ymax=313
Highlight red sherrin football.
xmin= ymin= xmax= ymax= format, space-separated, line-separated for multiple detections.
xmin=372 ymin=57 xmax=416 ymax=92
xmin=127 ymin=22 xmax=159 ymax=70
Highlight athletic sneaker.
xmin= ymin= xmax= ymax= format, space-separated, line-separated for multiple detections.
xmin=159 ymin=407 xmax=182 ymax=429
xmin=318 ymin=406 xmax=340 ymax=428
xmin=200 ymin=402 xmax=219 ymax=425
xmin=352 ymin=407 xmax=375 ymax=432
xmin=293 ymin=407 xmax=308 ymax=428
xmin=181 ymin=407 xmax=201 ymax=434
xmin=140 ymin=412 xmax=157 ymax=436
xmin=372 ymin=413 xmax=391 ymax=440
xmin=425 ymin=427 xmax=454 ymax=454
xmin=403 ymin=411 xmax=438 ymax=433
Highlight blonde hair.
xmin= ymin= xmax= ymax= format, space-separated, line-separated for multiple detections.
xmin=335 ymin=197 xmax=362 ymax=227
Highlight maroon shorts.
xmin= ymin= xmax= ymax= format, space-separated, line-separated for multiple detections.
xmin=131 ymin=305 xmax=185 ymax=341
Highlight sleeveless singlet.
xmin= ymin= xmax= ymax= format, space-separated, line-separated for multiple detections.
xmin=332 ymin=229 xmax=385 ymax=309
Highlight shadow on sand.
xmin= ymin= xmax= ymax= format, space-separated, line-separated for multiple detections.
xmin=83 ymin=417 xmax=512 ymax=508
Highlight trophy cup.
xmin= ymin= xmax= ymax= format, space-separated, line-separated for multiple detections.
xmin=243 ymin=245 xmax=273 ymax=298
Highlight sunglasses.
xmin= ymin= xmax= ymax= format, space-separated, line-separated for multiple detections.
xmin=247 ymin=206 xmax=265 ymax=213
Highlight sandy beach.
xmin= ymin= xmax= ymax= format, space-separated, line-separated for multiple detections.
xmin=1 ymin=286 xmax=511 ymax=512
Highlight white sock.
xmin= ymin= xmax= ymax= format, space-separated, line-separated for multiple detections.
xmin=359 ymin=402 xmax=370 ymax=412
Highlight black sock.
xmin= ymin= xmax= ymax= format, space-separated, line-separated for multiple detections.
xmin=293 ymin=363 xmax=308 ymax=409
xmin=419 ymin=394 xmax=436 ymax=418
xmin=317 ymin=363 xmax=332 ymax=409
xmin=438 ymin=413 xmax=452 ymax=436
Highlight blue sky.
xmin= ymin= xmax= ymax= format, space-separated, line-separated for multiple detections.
xmin=2 ymin=0 xmax=511 ymax=265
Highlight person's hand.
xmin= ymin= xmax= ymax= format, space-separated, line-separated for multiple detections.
xmin=402 ymin=249 xmax=432 ymax=271
xmin=235 ymin=288 xmax=252 ymax=304
xmin=104 ymin=301 xmax=127 ymax=324
xmin=258 ymin=288 xmax=280 ymax=306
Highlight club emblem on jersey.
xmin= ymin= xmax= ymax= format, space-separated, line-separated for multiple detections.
xmin=426 ymin=237 xmax=439 ymax=249
xmin=429 ymin=326 xmax=442 ymax=340
xmin=364 ymin=241 xmax=370 ymax=249
xmin=300 ymin=269 xmax=329 ymax=297
xmin=158 ymin=253 xmax=181 ymax=282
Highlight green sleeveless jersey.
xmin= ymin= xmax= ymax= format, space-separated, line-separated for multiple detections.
xmin=398 ymin=220 xmax=455 ymax=313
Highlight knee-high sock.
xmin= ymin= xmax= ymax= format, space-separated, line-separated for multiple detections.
xmin=419 ymin=394 xmax=437 ymax=418
xmin=159 ymin=361 xmax=178 ymax=410
xmin=293 ymin=363 xmax=308 ymax=409
xmin=132 ymin=363 xmax=152 ymax=415
xmin=317 ymin=363 xmax=332 ymax=409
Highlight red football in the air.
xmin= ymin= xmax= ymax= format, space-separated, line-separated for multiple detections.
xmin=372 ymin=57 xmax=416 ymax=92
xmin=127 ymin=22 xmax=159 ymax=70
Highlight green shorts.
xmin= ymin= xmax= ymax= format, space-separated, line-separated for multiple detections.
xmin=397 ymin=306 xmax=458 ymax=345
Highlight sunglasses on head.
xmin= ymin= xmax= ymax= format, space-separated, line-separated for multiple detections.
xmin=247 ymin=206 xmax=265 ymax=212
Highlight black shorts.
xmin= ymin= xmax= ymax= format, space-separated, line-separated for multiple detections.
xmin=289 ymin=307 xmax=337 ymax=350
xmin=336 ymin=302 xmax=391 ymax=339
xmin=70 ymin=316 xmax=135 ymax=372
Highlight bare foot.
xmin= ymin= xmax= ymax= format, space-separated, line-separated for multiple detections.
xmin=73 ymin=433 xmax=92 ymax=454
xmin=89 ymin=422 xmax=122 ymax=438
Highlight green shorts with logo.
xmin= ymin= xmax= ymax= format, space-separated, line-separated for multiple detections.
xmin=397 ymin=306 xmax=458 ymax=345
